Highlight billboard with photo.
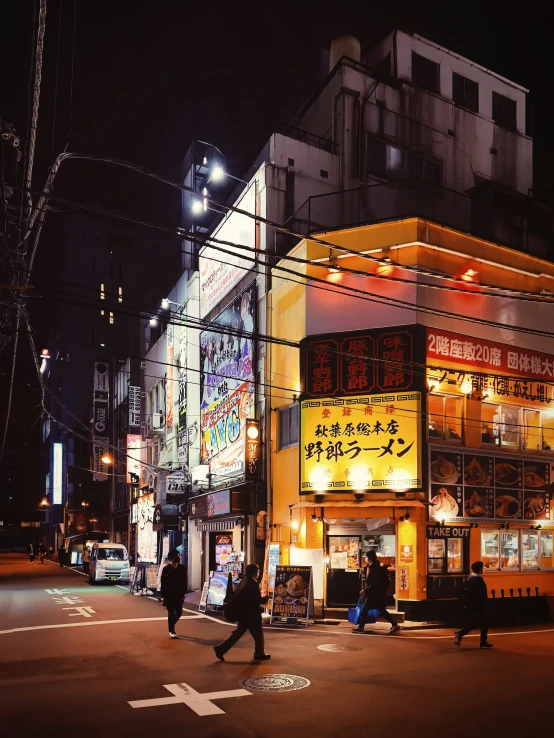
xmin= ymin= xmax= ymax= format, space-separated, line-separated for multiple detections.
xmin=200 ymin=281 xmax=256 ymax=482
xmin=137 ymin=493 xmax=157 ymax=563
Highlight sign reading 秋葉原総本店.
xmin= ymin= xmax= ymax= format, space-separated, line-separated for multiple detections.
xmin=300 ymin=392 xmax=421 ymax=493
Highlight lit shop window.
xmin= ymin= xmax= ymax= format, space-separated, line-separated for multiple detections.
xmin=481 ymin=403 xmax=519 ymax=448
xmin=522 ymin=409 xmax=541 ymax=451
xmin=428 ymin=394 xmax=463 ymax=442
xmin=118 ymin=286 xmax=123 ymax=304
xmin=481 ymin=530 xmax=499 ymax=571
xmin=428 ymin=538 xmax=463 ymax=574
xmin=109 ymin=312 xmax=114 ymax=325
xmin=500 ymin=531 xmax=519 ymax=570
xmin=521 ymin=531 xmax=539 ymax=570
xmin=100 ymin=283 xmax=105 ymax=300
xmin=100 ymin=310 xmax=105 ymax=316
xmin=542 ymin=413 xmax=554 ymax=451
xmin=541 ymin=533 xmax=553 ymax=569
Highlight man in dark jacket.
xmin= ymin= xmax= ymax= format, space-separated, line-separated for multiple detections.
xmin=214 ymin=563 xmax=270 ymax=662
xmin=161 ymin=549 xmax=187 ymax=639
xmin=454 ymin=561 xmax=493 ymax=648
xmin=352 ymin=550 xmax=401 ymax=634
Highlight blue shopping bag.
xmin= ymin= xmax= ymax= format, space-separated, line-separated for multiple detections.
xmin=347 ymin=596 xmax=364 ymax=625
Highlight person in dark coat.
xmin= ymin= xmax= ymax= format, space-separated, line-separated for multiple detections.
xmin=29 ymin=544 xmax=34 ymax=564
xmin=214 ymin=563 xmax=270 ymax=662
xmin=454 ymin=561 xmax=493 ymax=648
xmin=352 ymin=550 xmax=401 ymax=634
xmin=161 ymin=549 xmax=187 ymax=639
xmin=57 ymin=546 xmax=65 ymax=567
xmin=37 ymin=543 xmax=46 ymax=564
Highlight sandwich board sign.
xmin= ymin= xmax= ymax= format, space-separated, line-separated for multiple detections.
xmin=270 ymin=565 xmax=312 ymax=626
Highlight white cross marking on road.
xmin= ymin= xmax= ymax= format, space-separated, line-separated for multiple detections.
xmin=44 ymin=589 xmax=71 ymax=595
xmin=52 ymin=596 xmax=84 ymax=605
xmin=128 ymin=682 xmax=252 ymax=716
xmin=62 ymin=606 xmax=96 ymax=618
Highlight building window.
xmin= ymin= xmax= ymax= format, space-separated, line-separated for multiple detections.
xmin=118 ymin=286 xmax=123 ymax=304
xmin=109 ymin=312 xmax=114 ymax=325
xmin=522 ymin=409 xmax=541 ymax=451
xmin=367 ymin=137 xmax=441 ymax=186
xmin=452 ymin=72 xmax=479 ymax=113
xmin=482 ymin=530 xmax=552 ymax=571
xmin=482 ymin=403 xmax=519 ymax=448
xmin=541 ymin=532 xmax=553 ymax=568
xmin=492 ymin=91 xmax=517 ymax=131
xmin=428 ymin=538 xmax=463 ymax=574
xmin=428 ymin=394 xmax=463 ymax=442
xmin=412 ymin=51 xmax=440 ymax=94
xmin=100 ymin=283 xmax=105 ymax=300
xmin=279 ymin=404 xmax=299 ymax=449
xmin=100 ymin=309 xmax=105 ymax=316
xmin=521 ymin=531 xmax=540 ymax=570
xmin=500 ymin=531 xmax=519 ymax=570
xmin=481 ymin=530 xmax=500 ymax=571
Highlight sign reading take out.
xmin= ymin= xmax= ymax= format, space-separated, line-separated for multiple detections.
xmin=300 ymin=392 xmax=421 ymax=493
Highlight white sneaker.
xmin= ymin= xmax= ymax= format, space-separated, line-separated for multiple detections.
xmin=169 ymin=632 xmax=178 ymax=639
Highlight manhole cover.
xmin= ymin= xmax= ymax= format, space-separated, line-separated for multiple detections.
xmin=239 ymin=674 xmax=311 ymax=692
xmin=317 ymin=643 xmax=363 ymax=652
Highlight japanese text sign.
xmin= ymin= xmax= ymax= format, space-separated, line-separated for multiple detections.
xmin=300 ymin=392 xmax=421 ymax=493
xmin=302 ymin=327 xmax=421 ymax=398
xmin=427 ymin=328 xmax=554 ymax=380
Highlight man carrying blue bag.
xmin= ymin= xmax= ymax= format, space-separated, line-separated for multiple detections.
xmin=352 ymin=550 xmax=401 ymax=634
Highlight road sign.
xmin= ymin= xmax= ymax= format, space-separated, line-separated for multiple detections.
xmin=129 ymin=682 xmax=251 ymax=716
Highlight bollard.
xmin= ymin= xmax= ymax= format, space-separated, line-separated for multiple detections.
xmin=526 ymin=587 xmax=531 ymax=597
xmin=535 ymin=587 xmax=539 ymax=597
xmin=518 ymin=588 xmax=522 ymax=597
xmin=491 ymin=589 xmax=496 ymax=598
xmin=510 ymin=589 xmax=514 ymax=597
xmin=501 ymin=589 xmax=505 ymax=598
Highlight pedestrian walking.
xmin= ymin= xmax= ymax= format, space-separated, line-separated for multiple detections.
xmin=38 ymin=543 xmax=46 ymax=564
xmin=29 ymin=544 xmax=35 ymax=564
xmin=352 ymin=550 xmax=401 ymax=634
xmin=82 ymin=546 xmax=90 ymax=576
xmin=160 ymin=549 xmax=187 ymax=639
xmin=454 ymin=561 xmax=493 ymax=648
xmin=57 ymin=546 xmax=65 ymax=567
xmin=48 ymin=546 xmax=53 ymax=559
xmin=214 ymin=563 xmax=271 ymax=662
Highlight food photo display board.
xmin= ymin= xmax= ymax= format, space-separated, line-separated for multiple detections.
xmin=429 ymin=444 xmax=554 ymax=524
xmin=270 ymin=565 xmax=313 ymax=626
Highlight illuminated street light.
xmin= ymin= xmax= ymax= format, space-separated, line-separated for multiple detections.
xmin=101 ymin=453 xmax=113 ymax=465
xmin=40 ymin=497 xmax=48 ymax=507
xmin=149 ymin=316 xmax=158 ymax=327
xmin=211 ymin=165 xmax=225 ymax=183
xmin=161 ymin=298 xmax=181 ymax=310
xmin=81 ymin=501 xmax=89 ymax=509
xmin=191 ymin=200 xmax=203 ymax=215
xmin=40 ymin=348 xmax=50 ymax=358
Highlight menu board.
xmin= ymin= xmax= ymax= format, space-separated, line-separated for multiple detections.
xmin=429 ymin=444 xmax=554 ymax=524
xmin=271 ymin=565 xmax=312 ymax=624
xmin=206 ymin=572 xmax=230 ymax=607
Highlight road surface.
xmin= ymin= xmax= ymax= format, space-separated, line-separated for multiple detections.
xmin=1 ymin=553 xmax=552 ymax=737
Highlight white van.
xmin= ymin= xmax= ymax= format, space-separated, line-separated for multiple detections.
xmin=88 ymin=542 xmax=130 ymax=584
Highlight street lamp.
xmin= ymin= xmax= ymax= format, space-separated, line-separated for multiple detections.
xmin=101 ymin=453 xmax=113 ymax=465
xmin=149 ymin=316 xmax=158 ymax=327
xmin=161 ymin=298 xmax=182 ymax=310
xmin=208 ymin=165 xmax=248 ymax=185
xmin=81 ymin=501 xmax=89 ymax=509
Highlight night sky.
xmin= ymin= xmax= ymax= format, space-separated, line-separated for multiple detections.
xmin=0 ymin=0 xmax=551 ymax=508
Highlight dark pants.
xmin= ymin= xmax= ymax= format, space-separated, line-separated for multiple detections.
xmin=166 ymin=602 xmax=183 ymax=633
xmin=29 ymin=554 xmax=34 ymax=563
xmin=218 ymin=616 xmax=265 ymax=657
xmin=359 ymin=599 xmax=397 ymax=628
xmin=83 ymin=562 xmax=89 ymax=575
xmin=458 ymin=611 xmax=488 ymax=643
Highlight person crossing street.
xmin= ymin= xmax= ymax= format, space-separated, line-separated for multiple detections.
xmin=352 ymin=550 xmax=401 ymax=634
xmin=161 ymin=549 xmax=187 ymax=639
xmin=454 ymin=561 xmax=493 ymax=648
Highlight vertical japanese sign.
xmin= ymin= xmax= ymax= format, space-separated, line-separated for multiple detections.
xmin=137 ymin=492 xmax=156 ymax=563
xmin=166 ymin=325 xmax=174 ymax=432
xmin=92 ymin=361 xmax=110 ymax=481
xmin=245 ymin=419 xmax=261 ymax=481
xmin=52 ymin=442 xmax=64 ymax=505
xmin=177 ymin=314 xmax=188 ymax=463
xmin=200 ymin=282 xmax=256 ymax=481
xmin=128 ymin=386 xmax=141 ymax=428
xmin=300 ymin=392 xmax=421 ymax=492
xmin=126 ymin=434 xmax=142 ymax=484
xmin=302 ymin=327 xmax=418 ymax=398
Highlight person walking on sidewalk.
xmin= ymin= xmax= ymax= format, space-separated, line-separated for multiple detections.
xmin=161 ymin=549 xmax=187 ymax=639
xmin=28 ymin=544 xmax=34 ymax=564
xmin=82 ymin=546 xmax=90 ymax=576
xmin=352 ymin=550 xmax=401 ymax=634
xmin=214 ymin=563 xmax=271 ymax=662
xmin=454 ymin=561 xmax=493 ymax=648
xmin=58 ymin=546 xmax=65 ymax=567
xmin=38 ymin=543 xmax=46 ymax=564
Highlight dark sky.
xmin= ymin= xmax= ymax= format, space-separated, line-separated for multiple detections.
xmin=1 ymin=0 xmax=552 ymax=502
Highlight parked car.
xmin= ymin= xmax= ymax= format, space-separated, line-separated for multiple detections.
xmin=88 ymin=542 xmax=130 ymax=584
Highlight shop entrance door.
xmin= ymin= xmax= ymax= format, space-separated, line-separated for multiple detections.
xmin=361 ymin=525 xmax=397 ymax=607
xmin=326 ymin=535 xmax=363 ymax=607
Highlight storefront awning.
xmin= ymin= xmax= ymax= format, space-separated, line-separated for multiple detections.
xmin=291 ymin=500 xmax=425 ymax=509
xmin=195 ymin=517 xmax=244 ymax=532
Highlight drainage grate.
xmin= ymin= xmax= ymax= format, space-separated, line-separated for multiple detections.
xmin=317 ymin=643 xmax=363 ymax=652
xmin=239 ymin=674 xmax=311 ymax=692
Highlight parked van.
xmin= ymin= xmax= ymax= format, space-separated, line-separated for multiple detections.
xmin=88 ymin=542 xmax=130 ymax=584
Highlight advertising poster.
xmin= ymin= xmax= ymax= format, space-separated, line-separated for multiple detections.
xmin=166 ymin=324 xmax=174 ymax=432
xmin=207 ymin=571 xmax=230 ymax=607
xmin=137 ymin=493 xmax=157 ymax=563
xmin=200 ymin=282 xmax=256 ymax=481
xmin=429 ymin=444 xmax=554 ymax=523
xmin=128 ymin=386 xmax=141 ymax=428
xmin=177 ymin=314 xmax=188 ymax=462
xmin=126 ymin=434 xmax=142 ymax=484
xmin=92 ymin=361 xmax=110 ymax=481
xmin=300 ymin=392 xmax=421 ymax=493
xmin=271 ymin=565 xmax=312 ymax=623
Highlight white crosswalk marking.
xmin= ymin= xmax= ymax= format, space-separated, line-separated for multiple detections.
xmin=62 ymin=606 xmax=96 ymax=618
xmin=44 ymin=589 xmax=71 ymax=595
xmin=129 ymin=682 xmax=252 ymax=716
xmin=52 ymin=596 xmax=84 ymax=605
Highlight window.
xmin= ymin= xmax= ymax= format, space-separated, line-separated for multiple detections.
xmin=542 ymin=414 xmax=554 ymax=451
xmin=541 ymin=532 xmax=553 ymax=569
xmin=482 ymin=403 xmax=519 ymax=448
xmin=521 ymin=532 xmax=539 ymax=570
xmin=100 ymin=309 xmax=105 ymax=316
xmin=412 ymin=52 xmax=440 ymax=94
xmin=118 ymin=286 xmax=123 ymax=304
xmin=452 ymin=72 xmax=479 ymax=113
xmin=367 ymin=137 xmax=442 ymax=186
xmin=109 ymin=311 xmax=114 ymax=325
xmin=279 ymin=404 xmax=298 ymax=449
xmin=523 ymin=409 xmax=541 ymax=451
xmin=492 ymin=91 xmax=517 ymax=131
xmin=500 ymin=531 xmax=519 ymax=570
xmin=100 ymin=283 xmax=105 ymax=300
xmin=320 ymin=169 xmax=328 ymax=178
xmin=428 ymin=537 xmax=463 ymax=574
xmin=428 ymin=394 xmax=463 ymax=442
xmin=481 ymin=530 xmax=499 ymax=571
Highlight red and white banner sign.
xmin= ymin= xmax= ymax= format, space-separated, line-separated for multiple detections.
xmin=426 ymin=328 xmax=554 ymax=379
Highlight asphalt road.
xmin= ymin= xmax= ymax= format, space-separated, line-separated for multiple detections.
xmin=1 ymin=553 xmax=552 ymax=738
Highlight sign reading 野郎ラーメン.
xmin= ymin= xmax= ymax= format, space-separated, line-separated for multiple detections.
xmin=300 ymin=392 xmax=421 ymax=493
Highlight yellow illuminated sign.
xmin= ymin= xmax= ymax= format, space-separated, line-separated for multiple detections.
xmin=300 ymin=392 xmax=421 ymax=493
